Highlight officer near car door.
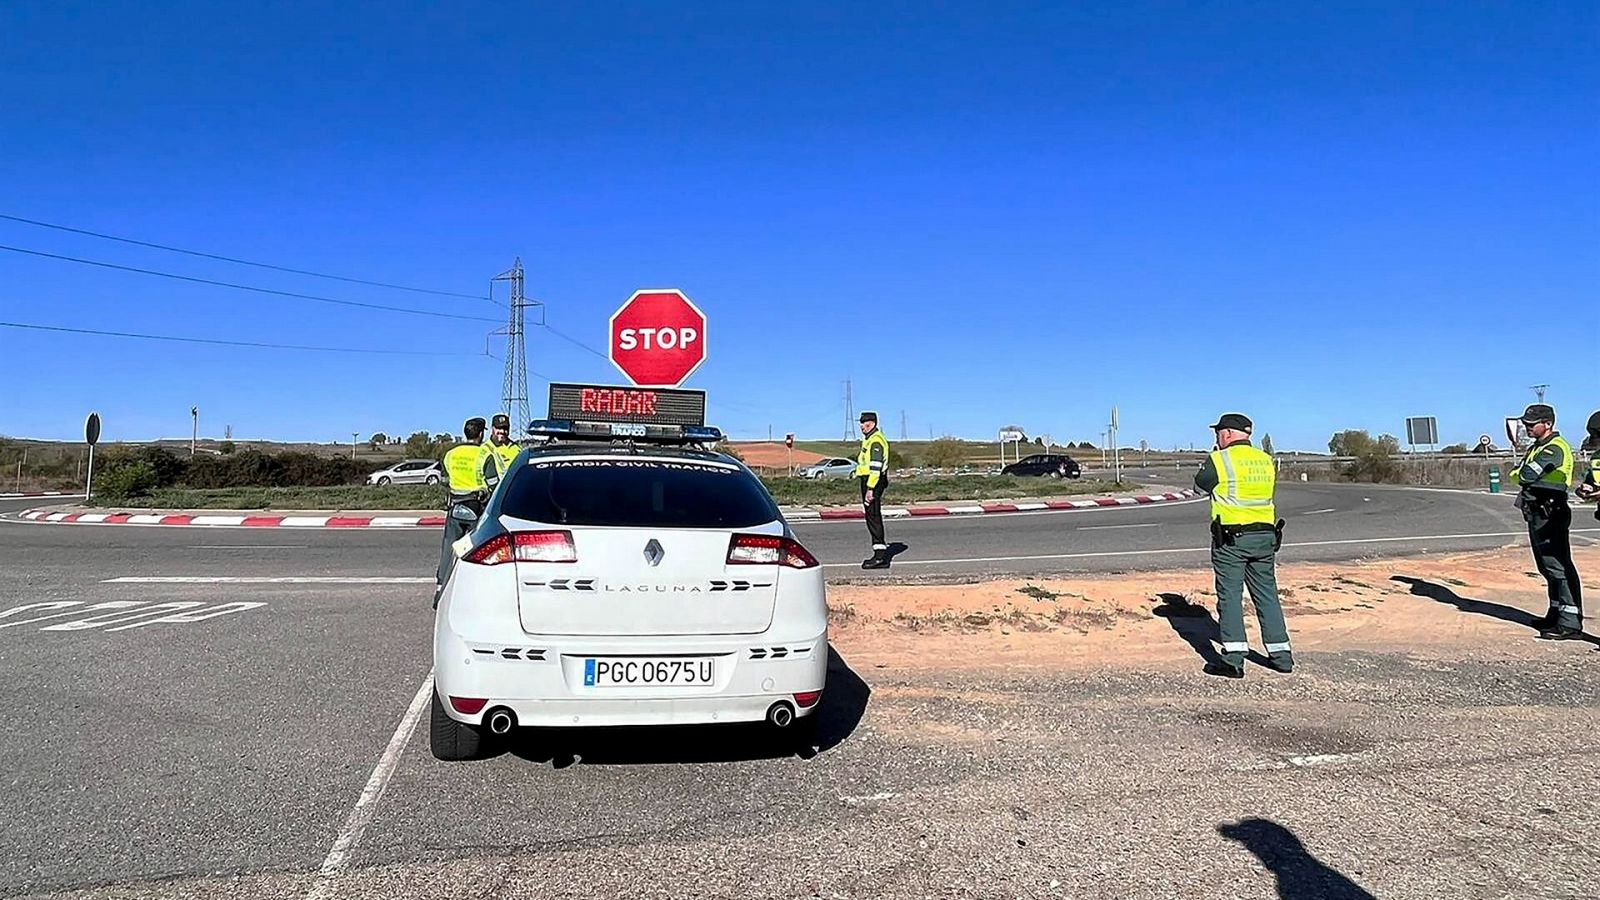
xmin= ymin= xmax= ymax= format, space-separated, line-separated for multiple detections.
xmin=480 ymin=413 xmax=522 ymax=491
xmin=857 ymin=411 xmax=891 ymax=569
xmin=436 ymin=416 xmax=488 ymax=606
xmin=1510 ymin=404 xmax=1584 ymax=639
xmin=1193 ymin=413 xmax=1292 ymax=678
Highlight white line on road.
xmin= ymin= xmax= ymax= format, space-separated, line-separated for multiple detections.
xmin=103 ymin=576 xmax=433 ymax=584
xmin=1078 ymin=523 xmax=1161 ymax=531
xmin=822 ymin=528 xmax=1600 ymax=569
xmin=188 ymin=545 xmax=309 ymax=550
xmin=792 ymin=496 xmax=1207 ymax=526
xmin=305 ymin=673 xmax=433 ymax=900
xmin=1303 ymin=508 xmax=1338 ymax=515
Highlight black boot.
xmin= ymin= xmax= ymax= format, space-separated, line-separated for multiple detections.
xmin=861 ymin=551 xmax=890 ymax=570
xmin=1204 ymin=661 xmax=1245 ymax=679
xmin=1536 ymin=626 xmax=1585 ymax=641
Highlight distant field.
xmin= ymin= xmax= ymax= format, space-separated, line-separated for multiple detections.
xmin=88 ymin=474 xmax=1136 ymax=510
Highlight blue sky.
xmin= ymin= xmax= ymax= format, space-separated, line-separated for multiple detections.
xmin=3 ymin=1 xmax=1596 ymax=450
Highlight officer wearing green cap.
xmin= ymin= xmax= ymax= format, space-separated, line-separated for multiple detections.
xmin=481 ymin=413 xmax=522 ymax=490
xmin=1509 ymin=404 xmax=1583 ymax=639
xmin=857 ymin=411 xmax=892 ymax=569
xmin=1192 ymin=413 xmax=1292 ymax=678
xmin=437 ymin=416 xmax=489 ymax=606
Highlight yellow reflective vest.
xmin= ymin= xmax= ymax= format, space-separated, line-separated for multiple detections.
xmin=1208 ymin=443 xmax=1276 ymax=526
xmin=443 ymin=444 xmax=486 ymax=494
xmin=1510 ymin=433 xmax=1573 ymax=493
xmin=856 ymin=429 xmax=890 ymax=488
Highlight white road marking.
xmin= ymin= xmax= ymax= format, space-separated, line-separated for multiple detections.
xmin=0 ymin=601 xmax=144 ymax=630
xmin=841 ymin=792 xmax=898 ymax=805
xmin=305 ymin=674 xmax=433 ymax=900
xmin=1240 ymin=751 xmax=1368 ymax=771
xmin=105 ymin=602 xmax=267 ymax=631
xmin=103 ymin=576 xmax=433 ymax=584
xmin=822 ymin=528 xmax=1600 ymax=568
xmin=1304 ymin=508 xmax=1337 ymax=515
xmin=188 ymin=545 xmax=309 ymax=550
xmin=1078 ymin=523 xmax=1160 ymax=531
xmin=793 ymin=496 xmax=1207 ymax=527
xmin=41 ymin=602 xmax=206 ymax=632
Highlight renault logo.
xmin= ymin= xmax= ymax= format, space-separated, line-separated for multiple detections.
xmin=643 ymin=539 xmax=664 ymax=567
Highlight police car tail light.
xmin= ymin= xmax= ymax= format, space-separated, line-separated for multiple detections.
xmin=726 ymin=534 xmax=819 ymax=569
xmin=463 ymin=533 xmax=514 ymax=565
xmin=513 ymin=530 xmax=578 ymax=563
xmin=463 ymin=531 xmax=577 ymax=565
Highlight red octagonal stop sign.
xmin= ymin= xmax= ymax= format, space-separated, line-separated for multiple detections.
xmin=609 ymin=289 xmax=708 ymax=387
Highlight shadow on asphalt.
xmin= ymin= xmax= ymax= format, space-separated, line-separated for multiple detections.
xmin=886 ymin=541 xmax=910 ymax=562
xmin=1151 ymin=593 xmax=1270 ymax=669
xmin=502 ymin=645 xmax=871 ymax=768
xmin=1218 ymin=818 xmax=1377 ymax=899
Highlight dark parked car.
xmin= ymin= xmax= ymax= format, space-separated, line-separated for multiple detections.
xmin=1001 ymin=453 xmax=1081 ymax=479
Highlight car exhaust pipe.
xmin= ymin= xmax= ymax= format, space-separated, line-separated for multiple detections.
xmin=486 ymin=707 xmax=516 ymax=736
xmin=766 ymin=701 xmax=796 ymax=729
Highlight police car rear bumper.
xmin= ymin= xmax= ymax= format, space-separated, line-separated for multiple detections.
xmin=433 ymin=582 xmax=827 ymax=728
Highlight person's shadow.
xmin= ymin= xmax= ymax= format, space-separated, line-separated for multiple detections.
xmin=1218 ymin=818 xmax=1376 ymax=899
xmin=505 ymin=645 xmax=871 ymax=768
xmin=1390 ymin=575 xmax=1600 ymax=646
xmin=1390 ymin=575 xmax=1541 ymax=629
xmin=1152 ymin=593 xmax=1270 ymax=668
xmin=885 ymin=541 xmax=910 ymax=562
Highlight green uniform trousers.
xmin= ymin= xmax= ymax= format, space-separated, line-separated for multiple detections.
xmin=1212 ymin=529 xmax=1292 ymax=667
xmin=435 ymin=495 xmax=483 ymax=600
xmin=1526 ymin=501 xmax=1583 ymax=631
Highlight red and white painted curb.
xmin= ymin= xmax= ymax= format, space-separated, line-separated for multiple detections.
xmin=10 ymin=490 xmax=1198 ymax=529
xmin=13 ymin=510 xmax=447 ymax=528
xmin=783 ymin=490 xmax=1200 ymax=522
xmin=0 ymin=491 xmax=76 ymax=499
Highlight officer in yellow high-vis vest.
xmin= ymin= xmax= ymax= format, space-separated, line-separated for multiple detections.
xmin=1193 ymin=413 xmax=1291 ymax=679
xmin=436 ymin=416 xmax=489 ymax=605
xmin=1579 ymin=411 xmax=1600 ymax=515
xmin=1509 ymin=404 xmax=1583 ymax=639
xmin=857 ymin=411 xmax=892 ymax=569
xmin=480 ymin=413 xmax=522 ymax=491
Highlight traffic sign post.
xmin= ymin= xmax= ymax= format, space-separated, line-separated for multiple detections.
xmin=784 ymin=433 xmax=795 ymax=475
xmin=84 ymin=412 xmax=101 ymax=502
xmin=609 ymin=289 xmax=708 ymax=388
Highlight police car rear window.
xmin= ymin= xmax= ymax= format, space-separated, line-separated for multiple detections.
xmin=502 ymin=458 xmax=779 ymax=528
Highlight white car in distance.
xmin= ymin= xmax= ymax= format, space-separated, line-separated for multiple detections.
xmin=431 ymin=422 xmax=829 ymax=761
xmin=367 ymin=459 xmax=443 ymax=486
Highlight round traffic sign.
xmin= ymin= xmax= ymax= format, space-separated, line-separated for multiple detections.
xmin=85 ymin=412 xmax=101 ymax=446
xmin=609 ymin=289 xmax=708 ymax=388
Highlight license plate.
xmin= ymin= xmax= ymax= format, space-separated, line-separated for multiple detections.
xmin=583 ymin=657 xmax=715 ymax=687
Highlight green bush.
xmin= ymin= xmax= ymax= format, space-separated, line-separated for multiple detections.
xmin=98 ymin=459 xmax=159 ymax=499
xmin=923 ymin=437 xmax=967 ymax=468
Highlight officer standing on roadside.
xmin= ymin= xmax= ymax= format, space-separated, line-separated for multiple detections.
xmin=1511 ymin=404 xmax=1584 ymax=639
xmin=1193 ymin=413 xmax=1292 ymax=679
xmin=436 ymin=416 xmax=488 ymax=606
xmin=857 ymin=411 xmax=892 ymax=570
xmin=1579 ymin=411 xmax=1600 ymax=513
xmin=481 ymin=413 xmax=522 ymax=491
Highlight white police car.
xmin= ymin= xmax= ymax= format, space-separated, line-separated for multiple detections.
xmin=430 ymin=384 xmax=828 ymax=761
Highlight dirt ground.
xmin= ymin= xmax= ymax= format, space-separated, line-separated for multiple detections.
xmin=828 ymin=543 xmax=1600 ymax=670
xmin=733 ymin=441 xmax=827 ymax=469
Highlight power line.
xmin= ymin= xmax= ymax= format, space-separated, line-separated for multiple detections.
xmin=0 ymin=320 xmax=480 ymax=357
xmin=0 ymin=244 xmax=500 ymax=324
xmin=0 ymin=212 xmax=486 ymax=301
xmin=540 ymin=322 xmax=609 ymax=360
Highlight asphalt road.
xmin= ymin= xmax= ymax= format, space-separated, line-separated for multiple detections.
xmin=2 ymin=485 xmax=1598 ymax=898
xmin=4 ymin=483 xmax=1582 ymax=585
